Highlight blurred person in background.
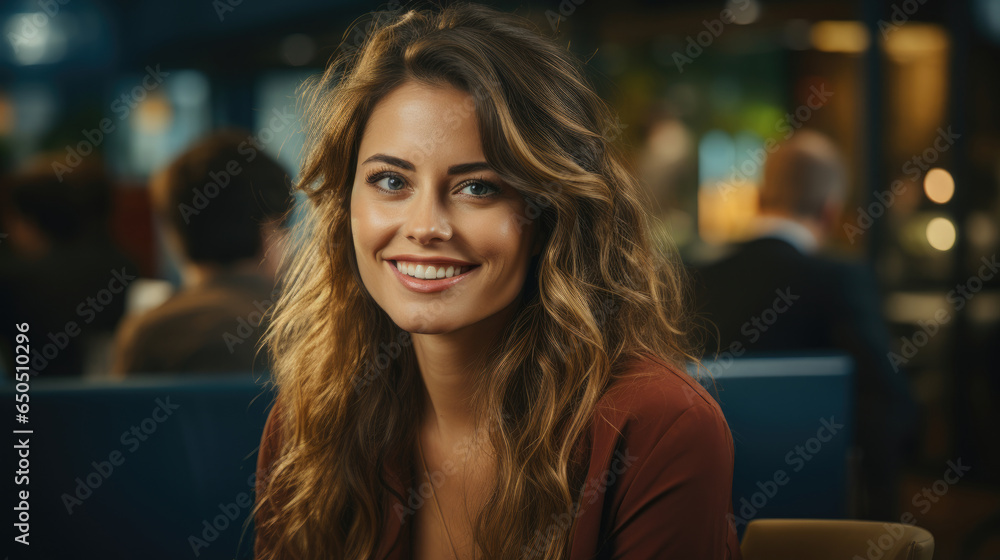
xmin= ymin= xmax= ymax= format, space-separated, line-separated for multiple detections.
xmin=689 ymin=129 xmax=919 ymax=521
xmin=109 ymin=129 xmax=293 ymax=376
xmin=0 ymin=156 xmax=137 ymax=378
xmin=636 ymin=108 xmax=699 ymax=258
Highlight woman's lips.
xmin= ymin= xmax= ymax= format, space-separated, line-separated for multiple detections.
xmin=388 ymin=260 xmax=480 ymax=293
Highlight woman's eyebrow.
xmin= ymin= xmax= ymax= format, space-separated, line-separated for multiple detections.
xmin=361 ymin=153 xmax=493 ymax=175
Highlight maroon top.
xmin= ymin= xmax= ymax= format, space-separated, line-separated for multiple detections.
xmin=255 ymin=354 xmax=743 ymax=559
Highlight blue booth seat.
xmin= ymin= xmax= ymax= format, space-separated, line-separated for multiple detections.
xmin=3 ymin=373 xmax=274 ymax=559
xmin=3 ymin=352 xmax=852 ymax=557
xmin=691 ymin=352 xmax=856 ymax=541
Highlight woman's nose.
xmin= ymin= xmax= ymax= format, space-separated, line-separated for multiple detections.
xmin=401 ymin=185 xmax=452 ymax=244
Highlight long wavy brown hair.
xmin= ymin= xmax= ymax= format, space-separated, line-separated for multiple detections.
xmin=249 ymin=2 xmax=705 ymax=558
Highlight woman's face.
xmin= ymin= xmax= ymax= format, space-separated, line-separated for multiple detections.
xmin=350 ymin=80 xmax=538 ymax=335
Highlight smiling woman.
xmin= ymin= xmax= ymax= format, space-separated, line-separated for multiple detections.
xmin=250 ymin=3 xmax=741 ymax=560
xmin=351 ymin=81 xmax=539 ymax=325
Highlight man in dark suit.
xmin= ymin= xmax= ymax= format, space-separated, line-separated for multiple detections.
xmin=689 ymin=129 xmax=918 ymax=522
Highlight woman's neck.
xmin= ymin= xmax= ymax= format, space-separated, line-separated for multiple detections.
xmin=411 ymin=293 xmax=522 ymax=447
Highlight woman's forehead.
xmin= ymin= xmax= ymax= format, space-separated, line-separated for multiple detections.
xmin=358 ymin=83 xmax=486 ymax=172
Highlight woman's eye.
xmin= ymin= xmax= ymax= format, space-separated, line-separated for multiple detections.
xmin=371 ymin=173 xmax=405 ymax=191
xmin=367 ymin=171 xmax=500 ymax=198
xmin=459 ymin=181 xmax=500 ymax=197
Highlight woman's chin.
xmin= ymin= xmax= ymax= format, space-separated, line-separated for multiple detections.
xmin=393 ymin=316 xmax=460 ymax=335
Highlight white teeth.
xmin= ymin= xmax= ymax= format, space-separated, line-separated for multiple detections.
xmin=395 ymin=261 xmax=470 ymax=280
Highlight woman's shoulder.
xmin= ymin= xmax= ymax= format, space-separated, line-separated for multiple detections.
xmin=578 ymin=355 xmax=741 ymax=560
xmin=594 ymin=353 xmax=731 ymax=446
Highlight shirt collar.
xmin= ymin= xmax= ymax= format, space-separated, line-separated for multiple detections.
xmin=748 ymin=215 xmax=819 ymax=254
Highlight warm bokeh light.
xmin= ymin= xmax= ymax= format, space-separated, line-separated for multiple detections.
xmin=883 ymin=23 xmax=949 ymax=63
xmin=698 ymin=180 xmax=759 ymax=245
xmin=810 ymin=21 xmax=870 ymax=53
xmin=133 ymin=94 xmax=172 ymax=134
xmin=883 ymin=23 xmax=950 ymax=163
xmin=926 ymin=217 xmax=957 ymax=251
xmin=924 ymin=168 xmax=955 ymax=204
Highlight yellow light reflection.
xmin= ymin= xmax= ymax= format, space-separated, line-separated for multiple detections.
xmin=810 ymin=21 xmax=870 ymax=53
xmin=926 ymin=217 xmax=956 ymax=251
xmin=698 ymin=180 xmax=759 ymax=245
xmin=924 ymin=168 xmax=954 ymax=204
xmin=883 ymin=23 xmax=949 ymax=63
xmin=133 ymin=93 xmax=172 ymax=134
